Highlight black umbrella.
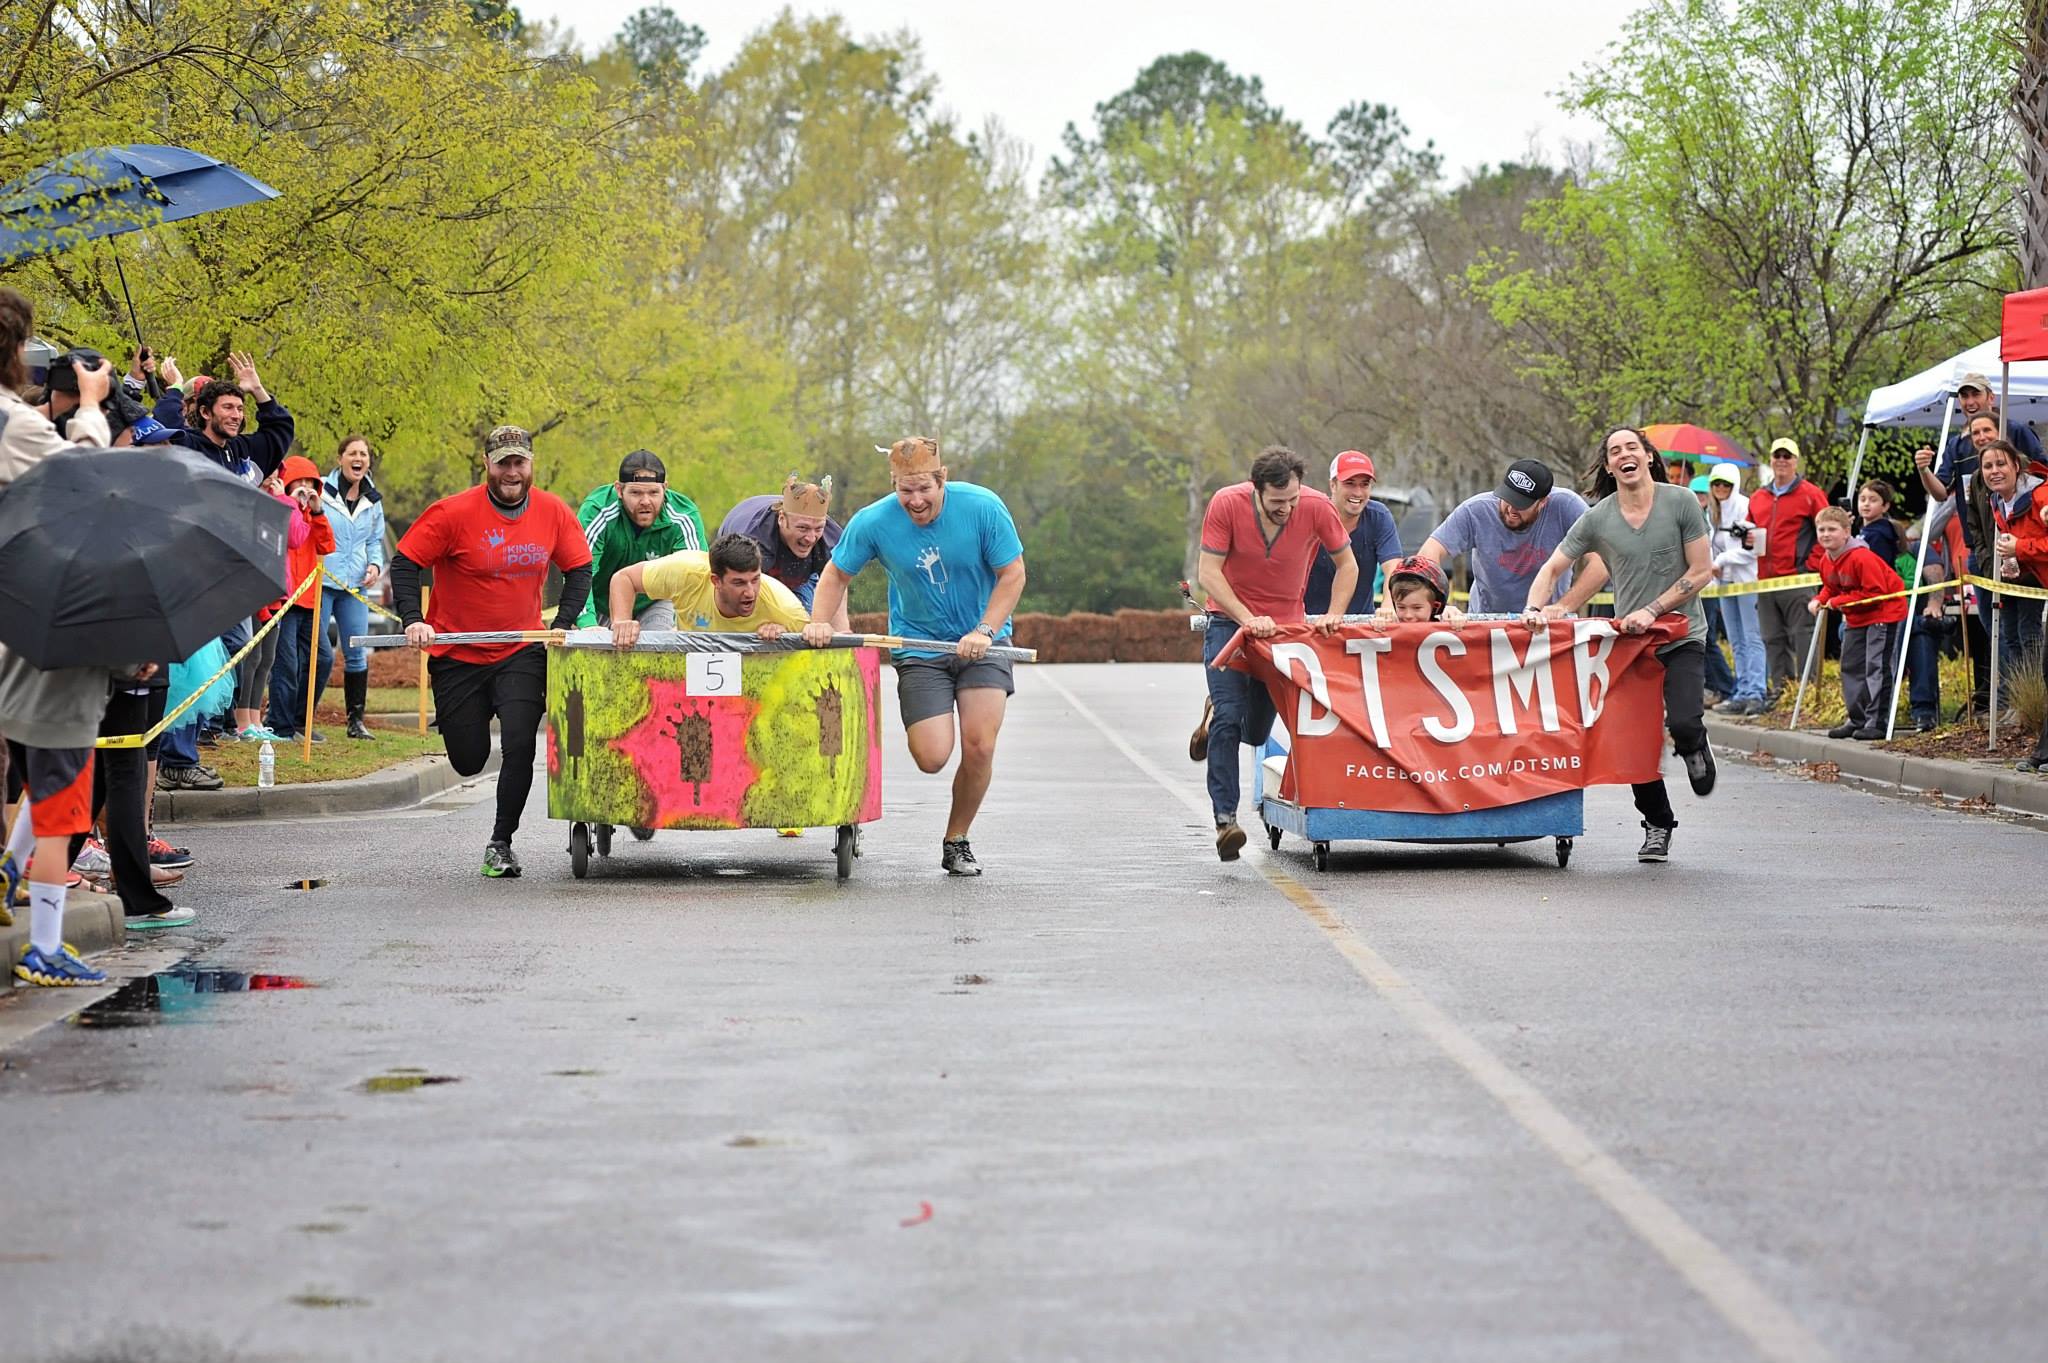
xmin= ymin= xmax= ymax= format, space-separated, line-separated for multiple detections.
xmin=0 ymin=447 xmax=290 ymax=669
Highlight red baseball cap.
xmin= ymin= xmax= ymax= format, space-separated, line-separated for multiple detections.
xmin=1330 ymin=450 xmax=1375 ymax=481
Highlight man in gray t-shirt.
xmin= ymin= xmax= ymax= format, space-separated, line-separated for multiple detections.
xmin=1552 ymin=484 xmax=1711 ymax=654
xmin=1420 ymin=459 xmax=1589 ymax=614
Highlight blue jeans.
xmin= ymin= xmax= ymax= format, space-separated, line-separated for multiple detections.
xmin=1202 ymin=618 xmax=1278 ymax=821
xmin=316 ymin=586 xmax=369 ymax=704
xmin=1718 ymin=591 xmax=1766 ymax=701
xmin=1704 ymin=601 xmax=1737 ymax=697
xmin=1906 ymin=614 xmax=1949 ymax=721
xmin=1997 ymin=599 xmax=2045 ymax=676
xmin=266 ymin=607 xmax=329 ymax=738
xmin=159 ymin=715 xmax=200 ymax=768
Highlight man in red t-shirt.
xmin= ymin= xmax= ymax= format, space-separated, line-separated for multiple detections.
xmin=1748 ymin=437 xmax=1831 ymax=699
xmin=390 ymin=425 xmax=593 ymax=879
xmin=1194 ymin=446 xmax=1355 ymax=861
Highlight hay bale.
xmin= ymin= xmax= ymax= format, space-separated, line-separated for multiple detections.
xmin=1061 ymin=611 xmax=1117 ymax=663
xmin=849 ymin=612 xmax=890 ymax=636
xmin=1113 ymin=608 xmax=1202 ymax=663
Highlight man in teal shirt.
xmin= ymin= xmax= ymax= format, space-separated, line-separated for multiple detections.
xmin=802 ymin=437 xmax=1026 ymax=877
xmin=575 ymin=449 xmax=706 ymax=629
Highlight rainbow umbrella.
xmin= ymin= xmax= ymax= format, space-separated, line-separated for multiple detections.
xmin=1641 ymin=423 xmax=1756 ymax=467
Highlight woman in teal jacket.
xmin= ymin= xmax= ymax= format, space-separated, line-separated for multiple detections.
xmin=320 ymin=435 xmax=388 ymax=739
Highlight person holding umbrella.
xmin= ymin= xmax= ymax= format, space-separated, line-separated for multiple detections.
xmin=0 ymin=288 xmax=121 ymax=982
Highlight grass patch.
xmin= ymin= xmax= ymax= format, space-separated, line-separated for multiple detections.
xmin=205 ymin=721 xmax=445 ymax=786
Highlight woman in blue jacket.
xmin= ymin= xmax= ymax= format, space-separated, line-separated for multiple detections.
xmin=320 ymin=435 xmax=388 ymax=740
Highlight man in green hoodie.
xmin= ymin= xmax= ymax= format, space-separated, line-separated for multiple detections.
xmin=575 ymin=449 xmax=707 ymax=629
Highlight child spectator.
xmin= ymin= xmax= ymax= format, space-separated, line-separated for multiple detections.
xmin=1855 ymin=479 xmax=1907 ymax=573
xmin=1808 ymin=506 xmax=1907 ymax=741
xmin=1383 ymin=556 xmax=1451 ymax=622
xmin=263 ymin=456 xmax=338 ymax=743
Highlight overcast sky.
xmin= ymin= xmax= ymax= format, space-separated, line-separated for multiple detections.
xmin=527 ymin=1 xmax=1644 ymax=177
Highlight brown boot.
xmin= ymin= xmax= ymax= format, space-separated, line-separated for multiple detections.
xmin=1189 ymin=697 xmax=1213 ymax=762
xmin=1215 ymin=820 xmax=1247 ymax=861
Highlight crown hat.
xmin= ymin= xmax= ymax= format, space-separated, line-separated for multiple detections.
xmin=781 ymin=472 xmax=833 ymax=518
xmin=885 ymin=437 xmax=943 ymax=479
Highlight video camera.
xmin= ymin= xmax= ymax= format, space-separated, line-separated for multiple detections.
xmin=1727 ymin=520 xmax=1757 ymax=550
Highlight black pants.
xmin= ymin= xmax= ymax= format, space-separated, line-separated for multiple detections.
xmin=74 ymin=689 xmax=172 ymax=918
xmin=1632 ymin=640 xmax=1707 ymax=830
xmin=430 ymin=645 xmax=545 ymax=845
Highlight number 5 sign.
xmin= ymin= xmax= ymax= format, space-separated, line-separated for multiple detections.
xmin=686 ymin=651 xmax=741 ymax=697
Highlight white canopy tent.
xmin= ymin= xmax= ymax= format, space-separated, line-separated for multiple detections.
xmin=1862 ymin=335 xmax=2048 ymax=429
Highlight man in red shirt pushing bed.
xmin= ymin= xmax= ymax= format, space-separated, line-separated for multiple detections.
xmin=1195 ymin=446 xmax=1356 ymax=861
xmin=390 ymin=426 xmax=593 ymax=879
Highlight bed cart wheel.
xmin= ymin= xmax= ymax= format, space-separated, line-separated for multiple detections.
xmin=1312 ymin=841 xmax=1330 ymax=873
xmin=629 ymin=825 xmax=656 ymax=842
xmin=1555 ymin=837 xmax=1573 ymax=868
xmin=1266 ymin=821 xmax=1282 ymax=851
xmin=594 ymin=824 xmax=613 ymax=858
xmin=834 ymin=825 xmax=856 ymax=881
xmin=569 ymin=822 xmax=590 ymax=880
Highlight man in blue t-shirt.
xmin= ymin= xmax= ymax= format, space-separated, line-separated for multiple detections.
xmin=1303 ymin=449 xmax=1405 ymax=616
xmin=802 ymin=437 xmax=1027 ymax=877
xmin=1416 ymin=458 xmax=1589 ymax=615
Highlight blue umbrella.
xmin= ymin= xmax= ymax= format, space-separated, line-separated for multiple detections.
xmin=0 ymin=144 xmax=280 ymax=352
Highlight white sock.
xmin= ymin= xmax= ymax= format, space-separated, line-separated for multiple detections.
xmin=4 ymin=804 xmax=33 ymax=864
xmin=29 ymin=881 xmax=65 ymax=955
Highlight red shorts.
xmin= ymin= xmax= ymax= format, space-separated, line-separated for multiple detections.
xmin=13 ymin=744 xmax=94 ymax=839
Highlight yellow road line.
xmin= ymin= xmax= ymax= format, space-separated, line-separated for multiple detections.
xmin=1039 ymin=670 xmax=1839 ymax=1363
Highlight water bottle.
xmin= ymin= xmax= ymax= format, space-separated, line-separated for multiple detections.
xmin=258 ymin=740 xmax=276 ymax=789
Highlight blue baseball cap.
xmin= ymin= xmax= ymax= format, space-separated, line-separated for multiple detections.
xmin=129 ymin=416 xmax=177 ymax=445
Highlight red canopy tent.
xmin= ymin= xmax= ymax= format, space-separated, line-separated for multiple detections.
xmin=2001 ymin=286 xmax=2048 ymax=362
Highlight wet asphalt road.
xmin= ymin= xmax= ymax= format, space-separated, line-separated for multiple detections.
xmin=3 ymin=662 xmax=2046 ymax=1363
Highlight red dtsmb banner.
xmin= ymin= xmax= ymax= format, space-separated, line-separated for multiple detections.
xmin=1233 ymin=618 xmax=1686 ymax=815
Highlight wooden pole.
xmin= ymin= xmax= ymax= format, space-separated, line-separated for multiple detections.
xmin=303 ymin=572 xmax=323 ymax=762
xmin=418 ymin=585 xmax=430 ymax=736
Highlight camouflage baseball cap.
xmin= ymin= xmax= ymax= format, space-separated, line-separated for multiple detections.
xmin=484 ymin=425 xmax=534 ymax=463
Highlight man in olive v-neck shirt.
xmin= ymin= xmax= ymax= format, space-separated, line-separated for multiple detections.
xmin=1194 ymin=446 xmax=1356 ymax=861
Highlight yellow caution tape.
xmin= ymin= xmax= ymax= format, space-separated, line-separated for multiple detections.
xmin=324 ymin=572 xmax=401 ymax=621
xmin=1963 ymin=573 xmax=2048 ymax=602
xmin=96 ymin=567 xmax=322 ymax=750
xmin=1701 ymin=573 xmax=1821 ymax=598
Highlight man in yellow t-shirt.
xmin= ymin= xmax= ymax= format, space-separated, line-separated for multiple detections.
xmin=606 ymin=533 xmax=811 ymax=646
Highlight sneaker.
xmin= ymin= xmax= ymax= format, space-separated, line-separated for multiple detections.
xmin=15 ymin=943 xmax=107 ymax=987
xmin=198 ymin=728 xmax=219 ymax=748
xmin=941 ymin=838 xmax=981 ymax=876
xmin=157 ymin=765 xmax=225 ymax=792
xmin=148 ymin=837 xmax=194 ymax=869
xmin=1714 ymin=696 xmax=1749 ymax=713
xmin=1637 ymin=822 xmax=1673 ymax=863
xmin=238 ymin=724 xmax=280 ymax=742
xmin=2018 ymin=758 xmax=2043 ymax=774
xmin=1215 ymin=820 xmax=1247 ymax=862
xmin=1189 ymin=698 xmax=1213 ymax=763
xmin=126 ymin=906 xmax=197 ymax=930
xmin=1739 ymin=697 xmax=1768 ymax=715
xmin=0 ymin=851 xmax=17 ymax=927
xmin=1913 ymin=714 xmax=1937 ymax=733
xmin=148 ymin=864 xmax=185 ymax=888
xmin=1826 ymin=723 xmax=1857 ymax=739
xmin=72 ymin=838 xmax=112 ymax=877
xmin=482 ymin=842 xmax=522 ymax=878
xmin=1682 ymin=744 xmax=1716 ymax=797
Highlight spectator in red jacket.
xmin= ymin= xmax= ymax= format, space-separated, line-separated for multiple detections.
xmin=1750 ymin=438 xmax=1831 ymax=701
xmin=1809 ymin=506 xmax=1907 ymax=741
xmin=264 ymin=456 xmax=338 ymax=743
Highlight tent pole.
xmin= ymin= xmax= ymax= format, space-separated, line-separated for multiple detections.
xmin=1791 ymin=604 xmax=1825 ymax=730
xmin=1887 ymin=400 xmax=1955 ymax=738
xmin=1843 ymin=424 xmax=1871 ymax=504
xmin=1797 ymin=425 xmax=1875 ymax=730
xmin=1990 ymin=559 xmax=2003 ymax=751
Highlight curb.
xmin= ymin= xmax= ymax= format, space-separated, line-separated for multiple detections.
xmin=1705 ymin=715 xmax=2048 ymax=818
xmin=1 ymin=889 xmax=125 ymax=991
xmin=155 ymin=750 xmax=500 ymax=825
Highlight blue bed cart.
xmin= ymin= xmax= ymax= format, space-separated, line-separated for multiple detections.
xmin=1254 ymin=734 xmax=1583 ymax=872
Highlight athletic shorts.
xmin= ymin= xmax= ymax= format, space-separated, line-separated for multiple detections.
xmin=428 ymin=644 xmax=547 ymax=736
xmin=7 ymin=741 xmax=95 ymax=839
xmin=895 ymin=654 xmax=1014 ymax=727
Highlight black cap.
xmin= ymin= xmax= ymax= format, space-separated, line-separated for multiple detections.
xmin=1497 ymin=458 xmax=1554 ymax=511
xmin=618 ymin=448 xmax=666 ymax=484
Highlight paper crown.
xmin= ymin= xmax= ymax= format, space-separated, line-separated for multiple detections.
xmin=780 ymin=473 xmax=833 ymax=517
xmin=883 ymin=437 xmax=942 ymax=478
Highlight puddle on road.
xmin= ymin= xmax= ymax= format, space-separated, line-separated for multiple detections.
xmin=71 ymin=969 xmax=314 ymax=1028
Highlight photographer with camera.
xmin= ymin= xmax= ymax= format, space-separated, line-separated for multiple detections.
xmin=1705 ymin=463 xmax=1767 ymax=713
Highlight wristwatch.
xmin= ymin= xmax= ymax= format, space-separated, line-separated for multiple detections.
xmin=973 ymin=622 xmax=998 ymax=638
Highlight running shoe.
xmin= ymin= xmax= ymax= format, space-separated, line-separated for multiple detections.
xmin=0 ymin=851 xmax=17 ymax=927
xmin=15 ymin=943 xmax=108 ymax=987
xmin=72 ymin=838 xmax=112 ymax=878
xmin=1637 ymin=822 xmax=1673 ymax=863
xmin=148 ymin=837 xmax=194 ymax=869
xmin=238 ymin=724 xmax=281 ymax=742
xmin=157 ymin=765 xmax=224 ymax=792
xmin=126 ymin=906 xmax=197 ymax=931
xmin=941 ymin=838 xmax=981 ymax=877
xmin=482 ymin=842 xmax=522 ymax=878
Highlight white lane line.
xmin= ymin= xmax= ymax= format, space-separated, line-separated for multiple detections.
xmin=1039 ymin=670 xmax=1838 ymax=1363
